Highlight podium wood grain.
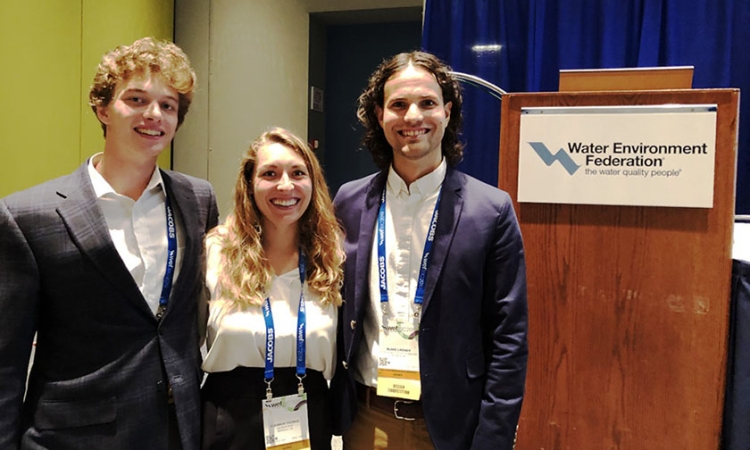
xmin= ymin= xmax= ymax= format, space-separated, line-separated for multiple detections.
xmin=499 ymin=89 xmax=739 ymax=449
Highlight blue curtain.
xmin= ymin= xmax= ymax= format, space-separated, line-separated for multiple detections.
xmin=423 ymin=0 xmax=750 ymax=213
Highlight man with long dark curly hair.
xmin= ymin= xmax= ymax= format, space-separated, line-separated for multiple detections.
xmin=332 ymin=51 xmax=528 ymax=450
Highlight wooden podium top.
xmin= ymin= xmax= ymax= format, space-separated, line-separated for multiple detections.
xmin=559 ymin=66 xmax=694 ymax=92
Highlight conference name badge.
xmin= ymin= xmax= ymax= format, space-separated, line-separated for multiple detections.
xmin=262 ymin=393 xmax=311 ymax=450
xmin=377 ymin=324 xmax=421 ymax=400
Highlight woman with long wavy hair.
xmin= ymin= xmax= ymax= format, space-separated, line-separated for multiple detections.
xmin=201 ymin=127 xmax=344 ymax=450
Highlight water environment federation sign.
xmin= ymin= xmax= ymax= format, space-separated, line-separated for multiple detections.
xmin=517 ymin=105 xmax=717 ymax=208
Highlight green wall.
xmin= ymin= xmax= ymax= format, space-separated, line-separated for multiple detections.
xmin=0 ymin=0 xmax=174 ymax=198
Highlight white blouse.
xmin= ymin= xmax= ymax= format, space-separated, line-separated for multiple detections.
xmin=202 ymin=237 xmax=338 ymax=380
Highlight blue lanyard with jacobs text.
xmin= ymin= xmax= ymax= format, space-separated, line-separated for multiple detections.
xmin=377 ymin=187 xmax=441 ymax=314
xmin=157 ymin=194 xmax=177 ymax=320
xmin=262 ymin=251 xmax=307 ymax=398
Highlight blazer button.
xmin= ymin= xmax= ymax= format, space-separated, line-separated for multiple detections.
xmin=342 ymin=361 xmax=349 ymax=369
xmin=350 ymin=320 xmax=356 ymax=330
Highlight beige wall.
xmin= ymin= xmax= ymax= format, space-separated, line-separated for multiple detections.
xmin=0 ymin=0 xmax=174 ymax=198
xmin=176 ymin=0 xmax=310 ymax=219
xmin=174 ymin=0 xmax=211 ymax=181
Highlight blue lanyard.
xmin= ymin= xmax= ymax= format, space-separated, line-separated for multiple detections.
xmin=377 ymin=187 xmax=441 ymax=313
xmin=157 ymin=195 xmax=177 ymax=320
xmin=263 ymin=252 xmax=307 ymax=397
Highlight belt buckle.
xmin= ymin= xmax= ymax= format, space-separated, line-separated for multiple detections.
xmin=393 ymin=399 xmax=415 ymax=421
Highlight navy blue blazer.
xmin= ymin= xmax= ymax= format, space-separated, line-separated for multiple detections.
xmin=331 ymin=167 xmax=528 ymax=450
xmin=0 ymin=162 xmax=219 ymax=449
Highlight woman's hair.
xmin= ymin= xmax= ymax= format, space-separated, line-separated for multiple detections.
xmin=356 ymin=51 xmax=464 ymax=169
xmin=89 ymin=37 xmax=197 ymax=136
xmin=207 ymin=127 xmax=344 ymax=307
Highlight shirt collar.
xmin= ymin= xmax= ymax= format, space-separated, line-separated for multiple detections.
xmin=386 ymin=158 xmax=447 ymax=198
xmin=87 ymin=153 xmax=165 ymax=199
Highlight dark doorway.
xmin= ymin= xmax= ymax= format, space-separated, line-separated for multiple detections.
xmin=308 ymin=8 xmax=422 ymax=195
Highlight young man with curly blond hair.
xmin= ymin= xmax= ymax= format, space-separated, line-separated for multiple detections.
xmin=0 ymin=37 xmax=218 ymax=449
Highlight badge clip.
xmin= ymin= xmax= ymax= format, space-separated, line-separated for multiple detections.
xmin=296 ymin=374 xmax=306 ymax=395
xmin=265 ymin=378 xmax=274 ymax=400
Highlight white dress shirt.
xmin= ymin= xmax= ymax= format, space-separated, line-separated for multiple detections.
xmin=355 ymin=159 xmax=447 ymax=387
xmin=202 ymin=235 xmax=338 ymax=379
xmin=87 ymin=154 xmax=184 ymax=315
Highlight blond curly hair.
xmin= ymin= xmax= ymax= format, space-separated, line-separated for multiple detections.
xmin=88 ymin=37 xmax=197 ymax=136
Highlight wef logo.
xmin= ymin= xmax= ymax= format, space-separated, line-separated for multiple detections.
xmin=528 ymin=142 xmax=581 ymax=175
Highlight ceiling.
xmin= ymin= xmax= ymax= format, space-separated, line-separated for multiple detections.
xmin=303 ymin=0 xmax=422 ymax=13
xmin=304 ymin=0 xmax=422 ymax=25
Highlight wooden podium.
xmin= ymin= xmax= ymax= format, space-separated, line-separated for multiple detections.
xmin=498 ymin=89 xmax=739 ymax=449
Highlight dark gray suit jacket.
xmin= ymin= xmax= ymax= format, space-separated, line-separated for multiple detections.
xmin=0 ymin=162 xmax=219 ymax=449
xmin=331 ymin=168 xmax=528 ymax=450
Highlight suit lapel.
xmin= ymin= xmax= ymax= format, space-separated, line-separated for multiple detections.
xmin=56 ymin=164 xmax=150 ymax=315
xmin=420 ymin=168 xmax=464 ymax=314
xmin=354 ymin=172 xmax=387 ymax=325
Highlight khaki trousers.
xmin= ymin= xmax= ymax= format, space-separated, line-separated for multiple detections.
xmin=342 ymin=398 xmax=434 ymax=450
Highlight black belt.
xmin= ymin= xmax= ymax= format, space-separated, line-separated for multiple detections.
xmin=356 ymin=382 xmax=424 ymax=420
